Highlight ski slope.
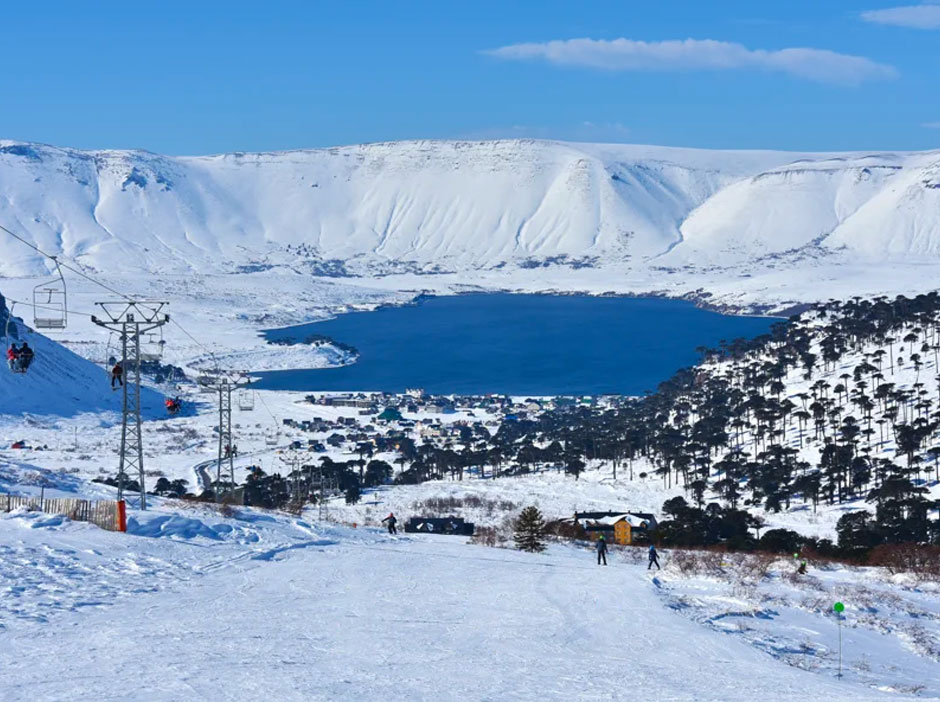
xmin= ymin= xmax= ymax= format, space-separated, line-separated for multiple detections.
xmin=0 ymin=504 xmax=931 ymax=701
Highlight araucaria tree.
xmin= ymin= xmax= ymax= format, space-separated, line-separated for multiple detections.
xmin=514 ymin=506 xmax=546 ymax=553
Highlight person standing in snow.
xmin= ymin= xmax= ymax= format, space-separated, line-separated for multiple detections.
xmin=648 ymin=544 xmax=661 ymax=570
xmin=596 ymin=535 xmax=608 ymax=566
xmin=381 ymin=512 xmax=398 ymax=535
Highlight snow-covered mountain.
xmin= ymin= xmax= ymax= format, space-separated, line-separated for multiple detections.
xmin=1 ymin=138 xmax=937 ymax=280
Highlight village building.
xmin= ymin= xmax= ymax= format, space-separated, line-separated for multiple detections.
xmin=574 ymin=511 xmax=658 ymax=545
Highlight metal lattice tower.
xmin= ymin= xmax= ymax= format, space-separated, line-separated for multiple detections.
xmin=317 ymin=461 xmax=331 ymax=521
xmin=212 ymin=373 xmax=250 ymax=502
xmin=91 ymin=301 xmax=169 ymax=510
xmin=216 ymin=378 xmax=234 ymax=499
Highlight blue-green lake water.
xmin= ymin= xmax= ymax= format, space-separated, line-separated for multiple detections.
xmin=252 ymin=294 xmax=777 ymax=396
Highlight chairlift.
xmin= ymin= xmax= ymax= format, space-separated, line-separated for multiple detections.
xmin=4 ymin=303 xmax=31 ymax=374
xmin=265 ymin=428 xmax=280 ymax=446
xmin=140 ymin=330 xmax=165 ymax=363
xmin=238 ymin=388 xmax=255 ymax=411
xmin=196 ymin=374 xmax=216 ymax=392
xmin=32 ymin=258 xmax=67 ymax=330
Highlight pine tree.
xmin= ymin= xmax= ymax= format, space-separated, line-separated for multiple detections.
xmin=514 ymin=506 xmax=546 ymax=553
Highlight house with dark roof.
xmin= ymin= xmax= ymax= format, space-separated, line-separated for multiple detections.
xmin=574 ymin=511 xmax=657 ymax=545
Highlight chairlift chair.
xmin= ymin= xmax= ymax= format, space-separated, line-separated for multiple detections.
xmin=32 ymin=259 xmax=67 ymax=330
xmin=265 ymin=429 xmax=279 ymax=446
xmin=140 ymin=330 xmax=165 ymax=362
xmin=196 ymin=374 xmax=216 ymax=392
xmin=238 ymin=388 xmax=255 ymax=411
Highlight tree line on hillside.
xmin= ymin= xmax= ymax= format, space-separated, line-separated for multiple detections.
xmin=394 ymin=293 xmax=940 ymax=556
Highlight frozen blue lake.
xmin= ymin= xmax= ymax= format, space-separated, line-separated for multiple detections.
xmin=252 ymin=294 xmax=778 ymax=396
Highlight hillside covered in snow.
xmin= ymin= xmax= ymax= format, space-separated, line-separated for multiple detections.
xmin=0 ymin=293 xmax=163 ymax=417
xmin=0 ymin=138 xmax=937 ymax=308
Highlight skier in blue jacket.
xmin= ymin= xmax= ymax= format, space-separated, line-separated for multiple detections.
xmin=596 ymin=535 xmax=608 ymax=566
xmin=648 ymin=544 xmax=661 ymax=570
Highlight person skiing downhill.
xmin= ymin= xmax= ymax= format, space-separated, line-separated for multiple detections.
xmin=381 ymin=512 xmax=397 ymax=535
xmin=596 ymin=535 xmax=608 ymax=566
xmin=648 ymin=544 xmax=661 ymax=570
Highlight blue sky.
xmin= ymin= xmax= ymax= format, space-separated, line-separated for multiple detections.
xmin=0 ymin=0 xmax=938 ymax=154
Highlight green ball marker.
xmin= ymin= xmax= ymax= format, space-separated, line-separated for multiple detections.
xmin=833 ymin=602 xmax=845 ymax=613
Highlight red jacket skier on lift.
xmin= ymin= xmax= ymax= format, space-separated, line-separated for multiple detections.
xmin=111 ymin=362 xmax=124 ymax=388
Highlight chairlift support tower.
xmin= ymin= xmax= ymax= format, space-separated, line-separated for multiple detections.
xmin=91 ymin=301 xmax=169 ymax=510
xmin=212 ymin=373 xmax=250 ymax=502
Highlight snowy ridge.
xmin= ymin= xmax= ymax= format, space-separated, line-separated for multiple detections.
xmin=2 ymin=138 xmax=938 ymax=281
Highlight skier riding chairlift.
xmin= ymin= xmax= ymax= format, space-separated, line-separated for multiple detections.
xmin=111 ymin=362 xmax=124 ymax=389
xmin=13 ymin=342 xmax=34 ymax=372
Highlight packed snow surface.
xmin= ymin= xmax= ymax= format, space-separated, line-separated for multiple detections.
xmin=1 ymin=502 xmax=935 ymax=701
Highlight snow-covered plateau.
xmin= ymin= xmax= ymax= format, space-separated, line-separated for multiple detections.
xmin=1 ymin=138 xmax=939 ymax=318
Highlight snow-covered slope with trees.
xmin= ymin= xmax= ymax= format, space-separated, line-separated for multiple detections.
xmin=0 ymin=138 xmax=937 ymax=283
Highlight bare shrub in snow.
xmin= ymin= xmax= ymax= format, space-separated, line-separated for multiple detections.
xmin=736 ymin=553 xmax=776 ymax=582
xmin=669 ymin=549 xmax=723 ymax=576
xmin=868 ymin=543 xmax=940 ymax=580
xmin=411 ymin=495 xmax=519 ymax=519
xmin=470 ymin=517 xmax=513 ymax=548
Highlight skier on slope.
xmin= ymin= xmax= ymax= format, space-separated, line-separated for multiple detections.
xmin=596 ymin=534 xmax=608 ymax=566
xmin=381 ymin=512 xmax=398 ymax=535
xmin=648 ymin=544 xmax=661 ymax=571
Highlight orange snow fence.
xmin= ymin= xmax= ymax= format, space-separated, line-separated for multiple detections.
xmin=2 ymin=492 xmax=127 ymax=532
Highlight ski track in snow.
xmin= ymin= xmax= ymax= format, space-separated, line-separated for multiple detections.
xmin=0 ymin=507 xmax=922 ymax=701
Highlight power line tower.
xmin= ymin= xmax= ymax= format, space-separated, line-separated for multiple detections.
xmin=91 ymin=301 xmax=169 ymax=510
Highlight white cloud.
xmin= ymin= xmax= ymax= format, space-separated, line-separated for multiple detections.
xmin=862 ymin=4 xmax=940 ymax=29
xmin=483 ymin=38 xmax=897 ymax=85
xmin=924 ymin=121 xmax=940 ymax=128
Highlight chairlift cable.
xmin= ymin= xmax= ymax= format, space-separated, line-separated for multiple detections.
xmin=2 ymin=221 xmax=240 ymax=381
xmin=0 ymin=222 xmax=134 ymax=302
xmin=2 ymin=295 xmax=96 ymax=320
xmin=255 ymin=387 xmax=281 ymax=440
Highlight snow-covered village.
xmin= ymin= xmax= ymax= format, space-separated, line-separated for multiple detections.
xmin=3 ymin=3 xmax=940 ymax=701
